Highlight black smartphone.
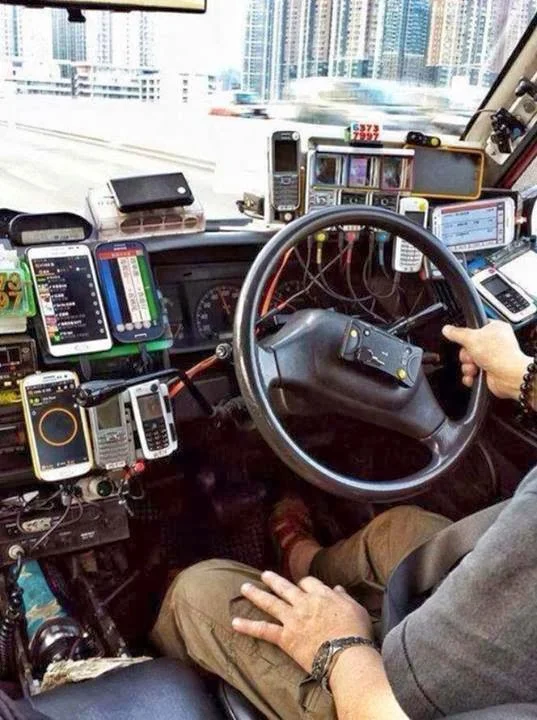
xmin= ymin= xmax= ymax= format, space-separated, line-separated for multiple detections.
xmin=95 ymin=241 xmax=164 ymax=344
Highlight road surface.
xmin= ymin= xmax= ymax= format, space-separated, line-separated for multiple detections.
xmin=0 ymin=125 xmax=241 ymax=221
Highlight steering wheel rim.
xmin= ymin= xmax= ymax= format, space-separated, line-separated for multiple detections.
xmin=234 ymin=206 xmax=488 ymax=502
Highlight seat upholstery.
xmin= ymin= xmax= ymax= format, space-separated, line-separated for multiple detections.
xmin=219 ymin=681 xmax=266 ymax=720
xmin=19 ymin=658 xmax=223 ymax=720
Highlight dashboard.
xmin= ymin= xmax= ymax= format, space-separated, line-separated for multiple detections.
xmin=0 ymin=131 xmax=536 ymax=496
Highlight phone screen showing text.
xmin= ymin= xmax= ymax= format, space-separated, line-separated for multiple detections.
xmin=26 ymin=380 xmax=89 ymax=471
xmin=32 ymin=255 xmax=107 ymax=346
xmin=96 ymin=245 xmax=160 ymax=338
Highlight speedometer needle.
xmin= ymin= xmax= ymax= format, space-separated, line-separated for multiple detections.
xmin=218 ymin=289 xmax=231 ymax=317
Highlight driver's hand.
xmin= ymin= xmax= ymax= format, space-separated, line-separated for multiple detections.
xmin=442 ymin=321 xmax=531 ymax=401
xmin=232 ymin=571 xmax=374 ymax=674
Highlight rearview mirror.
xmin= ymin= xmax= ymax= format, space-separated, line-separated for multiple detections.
xmin=2 ymin=0 xmax=205 ymax=12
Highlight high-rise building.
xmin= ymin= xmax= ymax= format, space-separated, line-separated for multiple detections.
xmin=86 ymin=12 xmax=113 ymax=65
xmin=0 ymin=5 xmax=22 ymax=58
xmin=110 ymin=12 xmax=156 ymax=68
xmin=376 ymin=0 xmax=430 ymax=82
xmin=298 ymin=0 xmax=333 ymax=77
xmin=19 ymin=7 xmax=53 ymax=62
xmin=242 ymin=0 xmax=274 ymax=100
xmin=426 ymin=0 xmax=521 ymax=87
xmin=270 ymin=0 xmax=303 ymax=98
xmin=51 ymin=9 xmax=86 ymax=62
xmin=328 ymin=0 xmax=382 ymax=78
xmin=499 ymin=0 xmax=537 ymax=66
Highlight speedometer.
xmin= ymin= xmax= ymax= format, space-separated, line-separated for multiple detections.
xmin=194 ymin=284 xmax=240 ymax=340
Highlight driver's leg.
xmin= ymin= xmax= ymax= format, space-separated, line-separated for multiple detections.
xmin=310 ymin=505 xmax=451 ymax=593
xmin=151 ymin=559 xmax=335 ymax=720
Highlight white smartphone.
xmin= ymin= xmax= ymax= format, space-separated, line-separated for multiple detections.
xmin=472 ymin=267 xmax=536 ymax=324
xmin=128 ymin=381 xmax=177 ymax=460
xmin=27 ymin=244 xmax=112 ymax=358
xmin=20 ymin=371 xmax=93 ymax=482
xmin=393 ymin=197 xmax=429 ymax=273
xmin=431 ymin=197 xmax=516 ymax=253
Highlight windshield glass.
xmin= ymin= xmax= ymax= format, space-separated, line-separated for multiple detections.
xmin=0 ymin=0 xmax=534 ymax=220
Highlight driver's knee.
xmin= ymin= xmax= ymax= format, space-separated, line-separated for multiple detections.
xmin=363 ymin=505 xmax=452 ymax=582
xmin=151 ymin=559 xmax=263 ymax=668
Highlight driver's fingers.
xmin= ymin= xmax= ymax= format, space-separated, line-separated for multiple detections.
xmin=261 ymin=571 xmax=304 ymax=605
xmin=240 ymin=583 xmax=289 ymax=622
xmin=462 ymin=375 xmax=475 ymax=388
xmin=298 ymin=576 xmax=332 ymax=595
xmin=232 ymin=617 xmax=283 ymax=646
xmin=459 ymin=348 xmax=474 ymax=364
xmin=462 ymin=363 xmax=479 ymax=377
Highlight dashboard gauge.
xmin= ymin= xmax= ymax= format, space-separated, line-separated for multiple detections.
xmin=195 ymin=284 xmax=240 ymax=340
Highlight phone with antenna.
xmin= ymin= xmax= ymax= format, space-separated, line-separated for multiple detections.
xmin=393 ymin=197 xmax=429 ymax=273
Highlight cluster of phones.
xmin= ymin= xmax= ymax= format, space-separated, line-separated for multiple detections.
xmin=27 ymin=240 xmax=164 ymax=359
xmin=19 ymin=371 xmax=178 ymax=482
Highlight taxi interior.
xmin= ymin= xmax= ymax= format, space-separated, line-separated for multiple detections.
xmin=1 ymin=0 xmax=537 ymax=718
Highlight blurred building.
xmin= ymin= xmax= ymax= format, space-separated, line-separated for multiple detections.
xmin=85 ymin=12 xmax=113 ymax=65
xmin=269 ymin=0 xmax=303 ymax=98
xmin=375 ymin=0 xmax=430 ymax=82
xmin=329 ymin=0 xmax=380 ymax=78
xmin=242 ymin=0 xmax=274 ymax=100
xmin=52 ymin=9 xmax=86 ymax=63
xmin=298 ymin=0 xmax=333 ymax=77
xmin=0 ymin=5 xmax=22 ymax=58
xmin=425 ymin=0 xmax=531 ymax=87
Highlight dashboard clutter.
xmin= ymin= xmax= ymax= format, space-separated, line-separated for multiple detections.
xmin=95 ymin=241 xmax=165 ymax=344
xmin=20 ymin=370 xmax=94 ymax=482
xmin=431 ymin=197 xmax=516 ymax=253
xmin=344 ymin=121 xmax=382 ymax=146
xmin=497 ymin=250 xmax=537 ymax=300
xmin=87 ymin=186 xmax=205 ymax=241
xmin=306 ymin=141 xmax=414 ymax=213
xmin=27 ymin=244 xmax=112 ymax=358
xmin=8 ymin=212 xmax=93 ymax=247
xmin=405 ymin=131 xmax=441 ymax=148
xmin=108 ymin=172 xmax=195 ymax=212
xmin=410 ymin=145 xmax=484 ymax=200
xmin=0 ymin=250 xmax=36 ymax=335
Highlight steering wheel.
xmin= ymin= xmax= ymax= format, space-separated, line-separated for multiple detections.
xmin=234 ymin=207 xmax=488 ymax=502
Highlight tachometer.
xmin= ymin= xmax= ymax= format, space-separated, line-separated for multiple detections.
xmin=194 ymin=284 xmax=240 ymax=340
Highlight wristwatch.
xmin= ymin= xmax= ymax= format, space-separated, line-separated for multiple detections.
xmin=311 ymin=636 xmax=377 ymax=692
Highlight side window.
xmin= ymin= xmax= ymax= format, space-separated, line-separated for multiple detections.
xmin=513 ymin=158 xmax=537 ymax=192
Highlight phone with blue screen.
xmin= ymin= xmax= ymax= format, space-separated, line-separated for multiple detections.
xmin=95 ymin=241 xmax=164 ymax=344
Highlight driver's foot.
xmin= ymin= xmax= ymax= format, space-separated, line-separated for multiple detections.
xmin=269 ymin=496 xmax=322 ymax=583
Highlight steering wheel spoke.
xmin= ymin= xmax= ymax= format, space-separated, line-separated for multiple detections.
xmin=396 ymin=371 xmax=447 ymax=442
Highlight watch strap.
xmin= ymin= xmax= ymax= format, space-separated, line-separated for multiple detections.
xmin=311 ymin=636 xmax=377 ymax=691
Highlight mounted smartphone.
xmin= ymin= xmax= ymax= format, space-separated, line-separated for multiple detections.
xmin=20 ymin=371 xmax=93 ymax=482
xmin=27 ymin=245 xmax=112 ymax=358
xmin=94 ymin=241 xmax=164 ymax=344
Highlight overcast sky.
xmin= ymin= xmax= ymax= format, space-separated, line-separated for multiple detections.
xmin=155 ymin=0 xmax=249 ymax=73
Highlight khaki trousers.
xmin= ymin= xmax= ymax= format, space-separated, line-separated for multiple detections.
xmin=151 ymin=505 xmax=450 ymax=720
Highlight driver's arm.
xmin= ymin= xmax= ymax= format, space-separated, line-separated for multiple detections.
xmin=442 ymin=320 xmax=536 ymax=409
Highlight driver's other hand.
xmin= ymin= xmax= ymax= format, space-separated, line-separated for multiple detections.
xmin=442 ymin=320 xmax=531 ymax=400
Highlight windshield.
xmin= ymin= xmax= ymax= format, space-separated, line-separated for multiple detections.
xmin=0 ymin=0 xmax=534 ymax=220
